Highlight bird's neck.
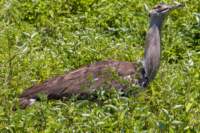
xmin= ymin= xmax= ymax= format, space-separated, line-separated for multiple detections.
xmin=149 ymin=16 xmax=164 ymax=31
xmin=140 ymin=17 xmax=164 ymax=87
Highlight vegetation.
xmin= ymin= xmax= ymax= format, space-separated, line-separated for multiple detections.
xmin=0 ymin=0 xmax=199 ymax=132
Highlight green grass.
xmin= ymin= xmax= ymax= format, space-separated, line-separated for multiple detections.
xmin=0 ymin=0 xmax=200 ymax=132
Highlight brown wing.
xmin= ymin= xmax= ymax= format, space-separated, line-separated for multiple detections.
xmin=19 ymin=60 xmax=137 ymax=108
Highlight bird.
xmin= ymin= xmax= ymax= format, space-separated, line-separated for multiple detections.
xmin=19 ymin=2 xmax=183 ymax=109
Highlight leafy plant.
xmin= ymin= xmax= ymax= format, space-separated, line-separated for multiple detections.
xmin=0 ymin=0 xmax=200 ymax=132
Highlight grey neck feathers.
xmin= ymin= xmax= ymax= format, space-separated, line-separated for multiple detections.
xmin=149 ymin=15 xmax=164 ymax=30
xmin=140 ymin=15 xmax=165 ymax=87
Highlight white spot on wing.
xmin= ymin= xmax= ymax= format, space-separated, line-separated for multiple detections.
xmin=124 ymin=75 xmax=132 ymax=81
xmin=94 ymin=78 xmax=99 ymax=81
xmin=29 ymin=99 xmax=36 ymax=105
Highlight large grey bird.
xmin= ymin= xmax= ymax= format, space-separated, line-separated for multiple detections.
xmin=19 ymin=2 xmax=183 ymax=108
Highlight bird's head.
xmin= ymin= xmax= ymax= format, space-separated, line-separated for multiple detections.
xmin=149 ymin=1 xmax=183 ymax=17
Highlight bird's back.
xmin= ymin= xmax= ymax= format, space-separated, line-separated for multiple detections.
xmin=19 ymin=60 xmax=137 ymax=108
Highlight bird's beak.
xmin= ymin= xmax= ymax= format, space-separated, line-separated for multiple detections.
xmin=169 ymin=1 xmax=184 ymax=10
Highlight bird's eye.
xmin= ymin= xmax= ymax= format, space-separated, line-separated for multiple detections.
xmin=157 ymin=5 xmax=162 ymax=8
xmin=153 ymin=5 xmax=162 ymax=9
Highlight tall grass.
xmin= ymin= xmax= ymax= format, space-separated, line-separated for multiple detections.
xmin=0 ymin=0 xmax=200 ymax=132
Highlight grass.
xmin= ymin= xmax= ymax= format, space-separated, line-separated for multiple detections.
xmin=0 ymin=0 xmax=200 ymax=132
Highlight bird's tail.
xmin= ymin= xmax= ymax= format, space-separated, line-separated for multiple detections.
xmin=19 ymin=97 xmax=38 ymax=109
xmin=18 ymin=83 xmax=48 ymax=109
